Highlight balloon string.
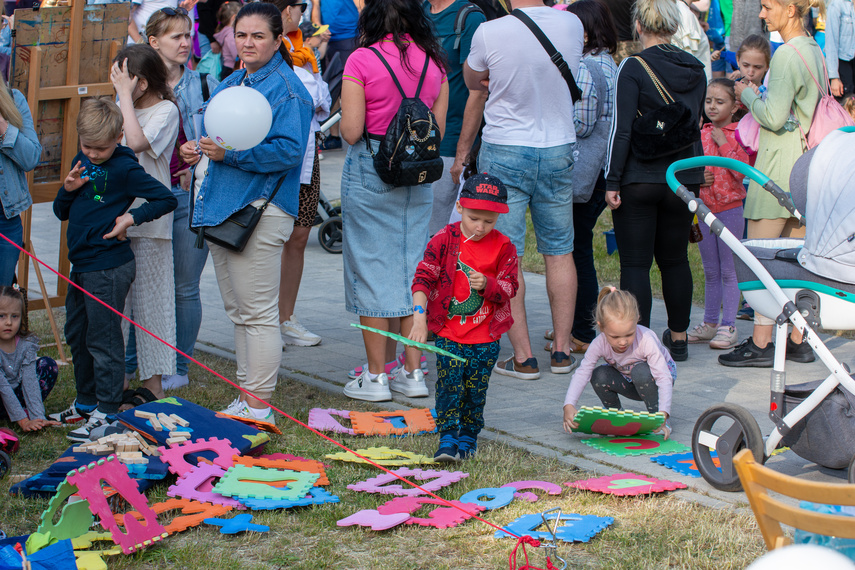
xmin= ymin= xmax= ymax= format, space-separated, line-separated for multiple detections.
xmin=3 ymin=230 xmax=521 ymax=539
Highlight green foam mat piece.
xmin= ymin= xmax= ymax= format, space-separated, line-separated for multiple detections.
xmin=581 ymin=434 xmax=690 ymax=456
xmin=573 ymin=406 xmax=665 ymax=436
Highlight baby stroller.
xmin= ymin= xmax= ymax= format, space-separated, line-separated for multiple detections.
xmin=315 ymin=110 xmax=343 ymax=254
xmin=0 ymin=427 xmax=19 ymax=479
xmin=666 ymin=128 xmax=855 ymax=491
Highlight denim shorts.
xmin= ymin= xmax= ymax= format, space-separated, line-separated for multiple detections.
xmin=478 ymin=141 xmax=576 ymax=256
xmin=341 ymin=139 xmax=432 ymax=317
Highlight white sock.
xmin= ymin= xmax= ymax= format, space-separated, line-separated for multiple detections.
xmin=367 ymin=371 xmax=379 ymax=381
xmin=403 ymin=368 xmax=413 ymax=376
xmin=249 ymin=406 xmax=271 ymax=419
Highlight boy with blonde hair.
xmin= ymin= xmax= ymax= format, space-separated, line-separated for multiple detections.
xmin=49 ymin=97 xmax=177 ymax=442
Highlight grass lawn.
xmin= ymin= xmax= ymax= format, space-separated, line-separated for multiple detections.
xmin=523 ymin=208 xmax=705 ymax=306
xmin=0 ymin=311 xmax=766 ymax=569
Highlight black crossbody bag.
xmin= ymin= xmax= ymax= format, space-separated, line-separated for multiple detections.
xmin=511 ymin=9 xmax=582 ymax=104
xmin=191 ymin=174 xmax=286 ymax=253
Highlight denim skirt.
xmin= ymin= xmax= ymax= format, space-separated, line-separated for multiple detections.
xmin=341 ymin=139 xmax=433 ymax=317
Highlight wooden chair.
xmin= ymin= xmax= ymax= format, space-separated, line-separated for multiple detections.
xmin=734 ymin=449 xmax=855 ymax=551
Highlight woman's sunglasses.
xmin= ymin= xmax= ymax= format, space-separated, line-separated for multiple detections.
xmin=159 ymin=7 xmax=189 ymax=16
xmin=291 ymin=3 xmax=308 ymax=12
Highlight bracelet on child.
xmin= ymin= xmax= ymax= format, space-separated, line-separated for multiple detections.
xmin=413 ymin=305 xmax=425 ymax=314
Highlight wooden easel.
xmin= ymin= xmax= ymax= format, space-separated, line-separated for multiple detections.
xmin=11 ymin=1 xmax=128 ymax=361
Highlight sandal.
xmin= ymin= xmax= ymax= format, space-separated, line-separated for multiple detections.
xmin=118 ymin=388 xmax=159 ymax=411
xmin=543 ymin=335 xmax=590 ymax=353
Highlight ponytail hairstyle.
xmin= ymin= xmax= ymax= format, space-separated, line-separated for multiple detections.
xmin=216 ymin=1 xmax=243 ymax=33
xmin=0 ymin=286 xmax=30 ymax=340
xmin=594 ymin=287 xmax=640 ymax=330
xmin=113 ymin=44 xmax=176 ymax=104
xmin=357 ymin=0 xmax=447 ymax=74
xmin=632 ymin=0 xmax=681 ymax=38
xmin=736 ymin=34 xmax=772 ymax=67
xmin=774 ymin=0 xmax=825 ymax=20
xmin=234 ymin=2 xmax=294 ymax=68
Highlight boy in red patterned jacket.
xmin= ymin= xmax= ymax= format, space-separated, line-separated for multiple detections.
xmin=409 ymin=173 xmax=519 ymax=462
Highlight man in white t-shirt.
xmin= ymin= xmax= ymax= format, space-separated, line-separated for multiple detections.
xmin=128 ymin=0 xmax=179 ymax=44
xmin=462 ymin=0 xmax=584 ymax=381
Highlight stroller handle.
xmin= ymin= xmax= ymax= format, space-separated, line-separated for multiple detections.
xmin=666 ymin=156 xmax=805 ymax=225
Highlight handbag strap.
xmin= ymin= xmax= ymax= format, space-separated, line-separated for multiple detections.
xmin=632 ymin=56 xmax=676 ymax=106
xmin=511 ymin=9 xmax=582 ymax=104
xmin=787 ymin=42 xmax=830 ymax=96
xmin=368 ymin=47 xmax=431 ymax=99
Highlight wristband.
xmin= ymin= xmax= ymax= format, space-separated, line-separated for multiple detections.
xmin=413 ymin=305 xmax=425 ymax=314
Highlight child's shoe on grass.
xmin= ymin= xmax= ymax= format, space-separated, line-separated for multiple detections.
xmin=458 ymin=430 xmax=478 ymax=459
xmin=67 ymin=410 xmax=116 ymax=443
xmin=49 ymin=400 xmax=94 ymax=425
xmin=344 ymin=371 xmax=392 ymax=402
xmin=389 ymin=367 xmax=429 ymax=398
xmin=434 ymin=432 xmax=460 ymax=463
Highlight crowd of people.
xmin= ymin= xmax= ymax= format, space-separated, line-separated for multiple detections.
xmin=0 ymin=0 xmax=843 ymax=461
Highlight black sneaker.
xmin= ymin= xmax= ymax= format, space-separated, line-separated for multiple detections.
xmin=718 ymin=337 xmax=774 ymax=368
xmin=49 ymin=401 xmax=93 ymax=425
xmin=786 ymin=337 xmax=816 ymax=363
xmin=67 ymin=410 xmax=116 ymax=443
xmin=662 ymin=329 xmax=688 ymax=362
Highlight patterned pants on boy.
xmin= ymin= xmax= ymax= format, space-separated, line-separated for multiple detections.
xmin=433 ymin=338 xmax=500 ymax=439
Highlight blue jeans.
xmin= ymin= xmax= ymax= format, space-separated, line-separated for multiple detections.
xmin=572 ymin=187 xmax=607 ymax=344
xmin=478 ymin=141 xmax=575 ymax=257
xmin=172 ymin=185 xmax=209 ymax=375
xmin=0 ymin=215 xmax=22 ymax=286
xmin=125 ymin=187 xmax=209 ymax=376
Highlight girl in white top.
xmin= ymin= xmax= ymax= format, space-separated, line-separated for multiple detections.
xmin=563 ymin=288 xmax=676 ymax=439
xmin=111 ymin=44 xmax=180 ymax=401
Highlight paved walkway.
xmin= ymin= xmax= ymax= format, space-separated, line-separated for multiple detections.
xmin=28 ymin=147 xmax=855 ymax=509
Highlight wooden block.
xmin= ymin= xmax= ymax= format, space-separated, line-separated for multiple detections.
xmin=149 ymin=417 xmax=163 ymax=432
xmin=73 ymin=446 xmax=88 ymax=453
xmin=134 ymin=410 xmax=157 ymax=419
xmin=92 ymin=445 xmax=112 ymax=455
xmin=166 ymin=437 xmax=188 ymax=446
xmin=168 ymin=431 xmax=191 ymax=439
xmin=168 ymin=414 xmax=190 ymax=428
xmin=157 ymin=413 xmax=176 ymax=431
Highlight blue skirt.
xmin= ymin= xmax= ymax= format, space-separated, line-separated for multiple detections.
xmin=341 ymin=139 xmax=433 ymax=317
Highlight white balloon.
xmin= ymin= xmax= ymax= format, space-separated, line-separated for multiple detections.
xmin=204 ymin=86 xmax=273 ymax=151
xmin=747 ymin=545 xmax=855 ymax=570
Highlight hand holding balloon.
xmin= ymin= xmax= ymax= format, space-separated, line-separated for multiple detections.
xmin=199 ymin=137 xmax=226 ymax=162
xmin=204 ymin=86 xmax=273 ymax=151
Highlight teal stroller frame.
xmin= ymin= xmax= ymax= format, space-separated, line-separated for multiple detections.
xmin=666 ymin=155 xmax=855 ymax=491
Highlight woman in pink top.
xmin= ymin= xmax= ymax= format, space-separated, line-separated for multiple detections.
xmin=339 ymin=0 xmax=448 ymax=403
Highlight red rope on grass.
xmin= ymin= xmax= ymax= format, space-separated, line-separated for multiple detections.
xmin=509 ymin=536 xmax=558 ymax=570
xmin=3 ymin=231 xmax=521 ymax=539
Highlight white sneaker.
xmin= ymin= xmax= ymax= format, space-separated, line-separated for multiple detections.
xmin=230 ymin=402 xmax=277 ymax=425
xmin=389 ymin=368 xmax=429 ymax=398
xmin=220 ymin=398 xmax=246 ymax=416
xmin=343 ymin=371 xmax=392 ymax=402
xmin=67 ymin=410 xmax=115 ymax=443
xmin=281 ymin=316 xmax=322 ymax=347
xmin=162 ymin=374 xmax=189 ymax=391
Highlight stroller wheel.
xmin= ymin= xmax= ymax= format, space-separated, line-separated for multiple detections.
xmin=692 ymin=403 xmax=764 ymax=492
xmin=0 ymin=450 xmax=10 ymax=479
xmin=318 ymin=216 xmax=343 ymax=254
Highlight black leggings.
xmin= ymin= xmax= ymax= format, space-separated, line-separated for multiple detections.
xmin=838 ymin=58 xmax=855 ymax=98
xmin=611 ymin=182 xmax=697 ymax=332
xmin=591 ymin=362 xmax=659 ymax=413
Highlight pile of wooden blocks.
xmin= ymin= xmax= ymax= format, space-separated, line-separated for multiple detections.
xmin=72 ymin=431 xmax=159 ymax=465
xmin=134 ymin=410 xmax=192 ymax=446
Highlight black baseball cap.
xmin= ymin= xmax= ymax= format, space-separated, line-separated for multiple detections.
xmin=459 ymin=173 xmax=509 ymax=213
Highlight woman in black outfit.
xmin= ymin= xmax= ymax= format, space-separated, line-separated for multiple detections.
xmin=603 ymin=0 xmax=706 ymax=361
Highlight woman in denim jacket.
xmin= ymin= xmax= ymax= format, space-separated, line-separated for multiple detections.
xmin=826 ymin=0 xmax=855 ymax=98
xmin=0 ymin=75 xmax=42 ymax=286
xmin=193 ymin=2 xmax=313 ymax=424
xmin=147 ymin=7 xmax=220 ymax=391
